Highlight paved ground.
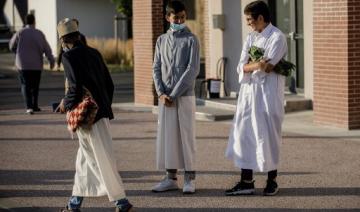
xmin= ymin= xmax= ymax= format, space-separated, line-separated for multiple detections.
xmin=0 ymin=53 xmax=360 ymax=211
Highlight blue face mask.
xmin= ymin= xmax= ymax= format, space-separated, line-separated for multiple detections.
xmin=170 ymin=23 xmax=186 ymax=31
xmin=63 ymin=46 xmax=70 ymax=52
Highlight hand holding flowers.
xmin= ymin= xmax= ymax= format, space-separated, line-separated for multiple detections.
xmin=248 ymin=46 xmax=295 ymax=77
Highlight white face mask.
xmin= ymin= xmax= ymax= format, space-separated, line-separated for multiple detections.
xmin=63 ymin=46 xmax=70 ymax=52
xmin=61 ymin=42 xmax=70 ymax=52
xmin=170 ymin=23 xmax=186 ymax=31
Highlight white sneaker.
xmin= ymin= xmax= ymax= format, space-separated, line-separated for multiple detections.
xmin=152 ymin=178 xmax=179 ymax=192
xmin=183 ymin=179 xmax=195 ymax=194
xmin=26 ymin=109 xmax=34 ymax=115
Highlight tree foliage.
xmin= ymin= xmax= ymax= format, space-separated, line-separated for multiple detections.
xmin=111 ymin=0 xmax=132 ymax=17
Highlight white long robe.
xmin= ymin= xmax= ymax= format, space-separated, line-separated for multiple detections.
xmin=72 ymin=118 xmax=126 ymax=201
xmin=226 ymin=24 xmax=287 ymax=172
xmin=156 ymin=96 xmax=196 ymax=171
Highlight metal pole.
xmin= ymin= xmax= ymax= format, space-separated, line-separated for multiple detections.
xmin=114 ymin=15 xmax=119 ymax=64
xmin=121 ymin=16 xmax=126 ymax=65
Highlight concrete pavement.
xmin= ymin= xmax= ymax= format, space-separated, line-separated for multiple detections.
xmin=0 ymin=53 xmax=359 ymax=211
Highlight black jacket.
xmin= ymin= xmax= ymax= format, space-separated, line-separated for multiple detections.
xmin=62 ymin=41 xmax=114 ymax=122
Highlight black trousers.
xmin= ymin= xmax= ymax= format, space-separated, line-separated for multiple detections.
xmin=18 ymin=70 xmax=42 ymax=109
xmin=241 ymin=169 xmax=277 ymax=181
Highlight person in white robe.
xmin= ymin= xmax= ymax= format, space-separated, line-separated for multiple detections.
xmin=152 ymin=0 xmax=200 ymax=194
xmin=57 ymin=18 xmax=134 ymax=212
xmin=225 ymin=0 xmax=287 ymax=196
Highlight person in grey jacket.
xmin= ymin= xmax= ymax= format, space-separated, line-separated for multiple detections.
xmin=9 ymin=14 xmax=55 ymax=114
xmin=152 ymin=0 xmax=200 ymax=194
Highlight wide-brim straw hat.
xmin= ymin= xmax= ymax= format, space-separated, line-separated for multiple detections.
xmin=57 ymin=18 xmax=78 ymax=39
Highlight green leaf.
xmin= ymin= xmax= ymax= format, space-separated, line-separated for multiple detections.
xmin=248 ymin=45 xmax=296 ymax=77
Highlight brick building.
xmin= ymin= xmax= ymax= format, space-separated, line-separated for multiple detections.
xmin=133 ymin=0 xmax=360 ymax=130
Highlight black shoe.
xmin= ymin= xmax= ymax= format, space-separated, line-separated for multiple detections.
xmin=33 ymin=107 xmax=41 ymax=112
xmin=263 ymin=180 xmax=279 ymax=196
xmin=225 ymin=180 xmax=255 ymax=196
xmin=115 ymin=204 xmax=134 ymax=212
xmin=60 ymin=206 xmax=81 ymax=212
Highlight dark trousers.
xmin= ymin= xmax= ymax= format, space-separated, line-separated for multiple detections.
xmin=166 ymin=169 xmax=196 ymax=180
xmin=18 ymin=70 xmax=42 ymax=109
xmin=241 ymin=169 xmax=277 ymax=181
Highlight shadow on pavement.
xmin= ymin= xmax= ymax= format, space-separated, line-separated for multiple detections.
xmin=1 ymin=187 xmax=359 ymax=198
xmin=0 ymin=119 xmax=65 ymax=126
xmin=0 ymin=137 xmax=156 ymax=141
xmin=282 ymin=135 xmax=360 ymax=139
xmin=0 ymin=170 xmax=317 ymax=186
xmin=136 ymin=209 xmax=360 ymax=212
xmin=126 ymin=187 xmax=360 ymax=197
xmin=2 ymin=208 xmax=111 ymax=212
xmin=4 ymin=207 xmax=360 ymax=212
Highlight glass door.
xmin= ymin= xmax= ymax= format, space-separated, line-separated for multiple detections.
xmin=269 ymin=0 xmax=304 ymax=92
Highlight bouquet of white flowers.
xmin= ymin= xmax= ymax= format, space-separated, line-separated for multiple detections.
xmin=248 ymin=46 xmax=295 ymax=77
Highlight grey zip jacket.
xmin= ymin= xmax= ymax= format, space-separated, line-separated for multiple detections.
xmin=153 ymin=27 xmax=200 ymax=100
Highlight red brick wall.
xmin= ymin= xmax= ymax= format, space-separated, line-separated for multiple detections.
xmin=133 ymin=0 xmax=164 ymax=105
xmin=313 ymin=0 xmax=360 ymax=129
xmin=347 ymin=0 xmax=360 ymax=129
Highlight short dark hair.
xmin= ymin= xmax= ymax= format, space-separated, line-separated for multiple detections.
xmin=166 ymin=0 xmax=186 ymax=16
xmin=244 ymin=0 xmax=270 ymax=23
xmin=72 ymin=18 xmax=79 ymax=26
xmin=26 ymin=14 xmax=35 ymax=25
xmin=61 ymin=31 xmax=80 ymax=44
